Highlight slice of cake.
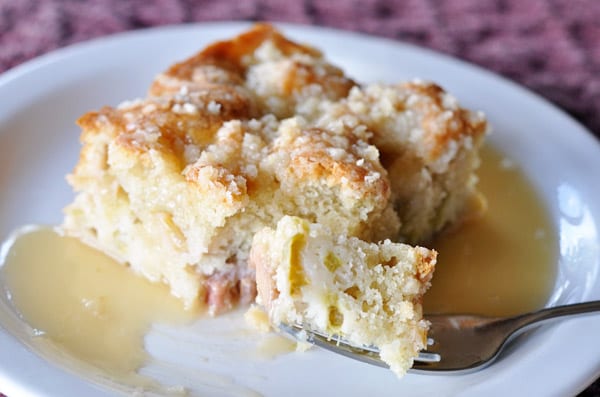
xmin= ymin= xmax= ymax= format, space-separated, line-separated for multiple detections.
xmin=63 ymin=24 xmax=486 ymax=315
xmin=250 ymin=216 xmax=436 ymax=377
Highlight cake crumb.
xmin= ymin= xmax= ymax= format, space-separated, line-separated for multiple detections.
xmin=250 ymin=216 xmax=437 ymax=378
xmin=244 ymin=304 xmax=272 ymax=333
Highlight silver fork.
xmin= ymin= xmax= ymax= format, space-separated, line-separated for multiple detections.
xmin=279 ymin=300 xmax=600 ymax=372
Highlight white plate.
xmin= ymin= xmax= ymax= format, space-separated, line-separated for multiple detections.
xmin=1 ymin=22 xmax=599 ymax=397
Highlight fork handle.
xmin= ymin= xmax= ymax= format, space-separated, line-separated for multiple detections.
xmin=512 ymin=300 xmax=600 ymax=331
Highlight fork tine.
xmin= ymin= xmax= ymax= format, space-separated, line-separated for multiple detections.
xmin=416 ymin=351 xmax=442 ymax=363
xmin=278 ymin=323 xmax=441 ymax=366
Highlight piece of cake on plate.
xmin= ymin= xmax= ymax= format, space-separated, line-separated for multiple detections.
xmin=62 ymin=24 xmax=486 ymax=315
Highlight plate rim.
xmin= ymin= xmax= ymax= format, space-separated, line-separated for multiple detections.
xmin=0 ymin=21 xmax=599 ymax=397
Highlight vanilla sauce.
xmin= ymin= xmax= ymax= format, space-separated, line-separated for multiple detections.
xmin=424 ymin=145 xmax=557 ymax=316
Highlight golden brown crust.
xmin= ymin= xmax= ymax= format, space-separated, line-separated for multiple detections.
xmin=415 ymin=246 xmax=437 ymax=285
xmin=279 ymin=60 xmax=355 ymax=100
xmin=149 ymin=23 xmax=326 ymax=97
xmin=75 ymin=85 xmax=257 ymax=178
xmin=150 ymin=24 xmax=355 ymax=119
xmin=277 ymin=127 xmax=390 ymax=202
xmin=399 ymin=82 xmax=487 ymax=161
xmin=90 ymin=90 xmax=252 ymax=140
xmin=164 ymin=23 xmax=321 ymax=81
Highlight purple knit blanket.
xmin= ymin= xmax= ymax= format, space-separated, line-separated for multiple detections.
xmin=0 ymin=0 xmax=599 ymax=395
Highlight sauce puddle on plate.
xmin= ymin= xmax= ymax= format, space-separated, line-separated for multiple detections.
xmin=424 ymin=144 xmax=558 ymax=316
xmin=0 ymin=226 xmax=197 ymax=386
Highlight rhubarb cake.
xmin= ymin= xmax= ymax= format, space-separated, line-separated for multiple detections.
xmin=63 ymin=24 xmax=487 ymax=314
